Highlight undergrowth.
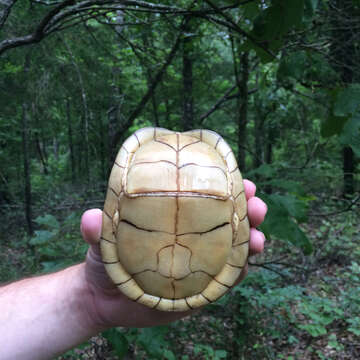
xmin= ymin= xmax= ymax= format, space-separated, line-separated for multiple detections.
xmin=1 ymin=192 xmax=359 ymax=359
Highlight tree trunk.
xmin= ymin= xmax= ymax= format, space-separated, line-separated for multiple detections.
xmin=265 ymin=132 xmax=273 ymax=194
xmin=99 ymin=114 xmax=106 ymax=183
xmin=236 ymin=52 xmax=249 ymax=172
xmin=182 ymin=19 xmax=194 ymax=131
xmin=31 ymin=102 xmax=48 ymax=175
xmin=141 ymin=32 xmax=160 ymax=128
xmin=62 ymin=37 xmax=90 ymax=183
xmin=34 ymin=135 xmax=48 ymax=175
xmin=66 ymin=97 xmax=75 ymax=184
xmin=343 ymin=146 xmax=354 ymax=195
xmin=330 ymin=0 xmax=356 ymax=195
xmin=21 ymin=103 xmax=34 ymax=236
xmin=150 ymin=79 xmax=160 ymax=127
xmin=253 ymin=96 xmax=264 ymax=169
xmin=164 ymin=88 xmax=171 ymax=125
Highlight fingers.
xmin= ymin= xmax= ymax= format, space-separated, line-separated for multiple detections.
xmin=249 ymin=228 xmax=265 ymax=255
xmin=244 ymin=179 xmax=256 ymax=200
xmin=243 ymin=179 xmax=267 ymax=257
xmin=80 ymin=209 xmax=102 ymax=245
xmin=247 ymin=197 xmax=267 ymax=228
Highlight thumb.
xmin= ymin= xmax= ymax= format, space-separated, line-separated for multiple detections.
xmin=81 ymin=208 xmax=103 ymax=255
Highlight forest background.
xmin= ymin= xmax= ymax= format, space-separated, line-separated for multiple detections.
xmin=0 ymin=0 xmax=359 ymax=359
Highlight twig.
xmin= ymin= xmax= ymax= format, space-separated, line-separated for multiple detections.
xmin=248 ymin=262 xmax=291 ymax=279
xmin=203 ymin=0 xmax=276 ymax=60
xmin=0 ymin=0 xmax=18 ymax=28
xmin=310 ymin=194 xmax=360 ymax=217
xmin=109 ymin=17 xmax=188 ymax=153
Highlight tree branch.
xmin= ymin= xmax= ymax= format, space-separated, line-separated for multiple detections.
xmin=200 ymin=86 xmax=257 ymax=124
xmin=200 ymin=85 xmax=237 ymax=124
xmin=0 ymin=0 xmax=17 ymax=28
xmin=109 ymin=19 xmax=188 ymax=154
xmin=0 ymin=0 xmax=75 ymax=55
xmin=203 ymin=0 xmax=276 ymax=61
xmin=310 ymin=194 xmax=360 ymax=217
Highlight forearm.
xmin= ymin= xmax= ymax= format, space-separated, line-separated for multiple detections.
xmin=0 ymin=264 xmax=102 ymax=360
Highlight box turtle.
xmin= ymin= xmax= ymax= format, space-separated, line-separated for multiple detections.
xmin=100 ymin=127 xmax=249 ymax=312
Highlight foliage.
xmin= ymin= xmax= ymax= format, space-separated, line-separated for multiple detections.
xmin=0 ymin=0 xmax=359 ymax=359
xmin=103 ymin=326 xmax=177 ymax=360
xmin=30 ymin=212 xmax=87 ymax=272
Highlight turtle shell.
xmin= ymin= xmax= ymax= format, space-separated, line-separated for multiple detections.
xmin=100 ymin=127 xmax=249 ymax=311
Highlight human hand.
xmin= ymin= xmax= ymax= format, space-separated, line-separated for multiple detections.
xmin=81 ymin=179 xmax=267 ymax=329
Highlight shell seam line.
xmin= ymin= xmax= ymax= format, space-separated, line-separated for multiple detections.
xmin=120 ymin=219 xmax=173 ymax=234
xmin=213 ymin=278 xmax=230 ymax=288
xmin=114 ymin=161 xmax=125 ymax=168
xmin=200 ymin=293 xmax=211 ymax=303
xmin=103 ymin=210 xmax=112 ymax=219
xmin=233 ymin=239 xmax=250 ymax=247
xmin=235 ymin=190 xmax=245 ymax=199
xmin=100 ymin=236 xmax=116 ymax=244
xmin=185 ymin=298 xmax=193 ymax=309
xmin=114 ymin=277 xmax=132 ymax=286
xmin=177 ymin=222 xmax=230 ymax=236
xmin=124 ymin=192 xmax=228 ymax=200
xmin=178 ymin=139 xmax=201 ymax=151
xmin=132 ymin=268 xmax=215 ymax=280
xmin=132 ymin=159 xmax=177 ymax=167
xmin=155 ymin=138 xmax=177 ymax=152
xmin=226 ymin=263 xmax=244 ymax=269
xmin=109 ymin=186 xmax=119 ymax=197
xmin=134 ymin=133 xmax=140 ymax=147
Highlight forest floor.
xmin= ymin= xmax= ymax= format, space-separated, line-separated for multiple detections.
xmin=1 ymin=195 xmax=359 ymax=360
xmin=58 ymin=260 xmax=359 ymax=360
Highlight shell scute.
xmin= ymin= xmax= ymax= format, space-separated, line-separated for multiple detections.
xmin=119 ymin=196 xmax=176 ymax=233
xmin=173 ymin=272 xmax=212 ymax=299
xmin=127 ymin=161 xmax=177 ymax=194
xmin=115 ymin=147 xmax=130 ymax=168
xmin=117 ymin=222 xmax=173 ymax=274
xmin=177 ymin=197 xmax=232 ymax=233
xmin=177 ymin=225 xmax=232 ymax=275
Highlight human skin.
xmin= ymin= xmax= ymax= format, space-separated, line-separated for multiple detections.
xmin=0 ymin=179 xmax=266 ymax=360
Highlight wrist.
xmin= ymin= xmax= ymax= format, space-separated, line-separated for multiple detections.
xmin=68 ymin=263 xmax=108 ymax=335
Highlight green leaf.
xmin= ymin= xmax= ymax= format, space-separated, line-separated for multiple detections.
xmin=238 ymin=39 xmax=274 ymax=64
xmin=246 ymin=163 xmax=277 ymax=178
xmin=215 ymin=349 xmax=227 ymax=359
xmin=137 ymin=326 xmax=170 ymax=358
xmin=347 ymin=317 xmax=360 ymax=336
xmin=164 ymin=349 xmax=176 ymax=360
xmin=243 ymin=2 xmax=260 ymax=21
xmin=298 ymin=323 xmax=327 ymax=337
xmin=334 ymin=84 xmax=360 ymax=117
xmin=304 ymin=0 xmax=319 ymax=17
xmin=270 ymin=194 xmax=308 ymax=222
xmin=339 ymin=113 xmax=360 ymax=157
xmin=280 ymin=0 xmax=305 ymax=29
xmin=103 ymin=329 xmax=129 ymax=358
xmin=30 ymin=230 xmax=55 ymax=246
xmin=321 ymin=114 xmax=349 ymax=137
xmin=259 ymin=193 xmax=313 ymax=254
xmin=252 ymin=0 xmax=304 ymax=41
xmin=244 ymin=1 xmax=305 ymax=62
xmin=34 ymin=214 xmax=60 ymax=230
xmin=277 ymin=51 xmax=308 ymax=81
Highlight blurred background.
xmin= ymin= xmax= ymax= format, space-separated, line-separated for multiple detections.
xmin=0 ymin=0 xmax=359 ymax=358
